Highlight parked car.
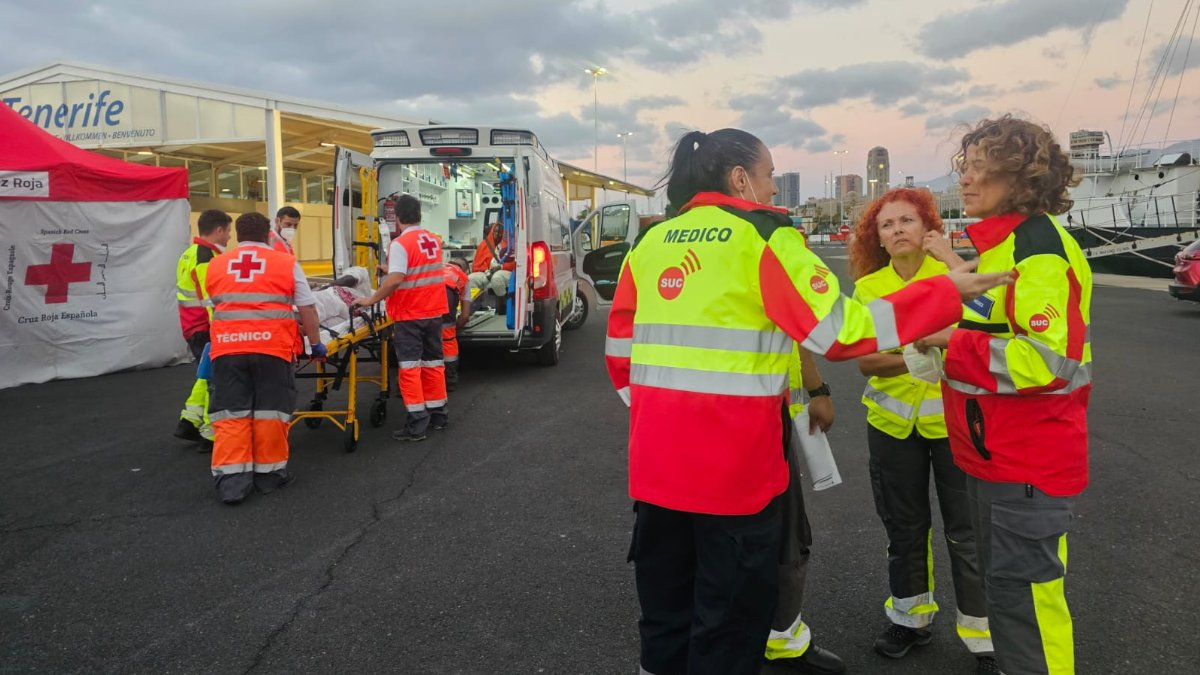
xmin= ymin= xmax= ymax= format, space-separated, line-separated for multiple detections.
xmin=1169 ymin=239 xmax=1200 ymax=302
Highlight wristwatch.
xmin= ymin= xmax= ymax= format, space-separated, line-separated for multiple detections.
xmin=806 ymin=382 xmax=832 ymax=398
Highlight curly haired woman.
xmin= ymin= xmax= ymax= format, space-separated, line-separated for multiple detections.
xmin=919 ymin=115 xmax=1091 ymax=675
xmin=849 ymin=188 xmax=996 ymax=674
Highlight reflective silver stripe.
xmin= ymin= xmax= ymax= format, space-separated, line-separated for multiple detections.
xmin=789 ymin=387 xmax=804 ymax=406
xmin=210 ymin=409 xmax=252 ymax=423
xmin=253 ymin=461 xmax=288 ymax=473
xmin=177 ymin=286 xmax=198 ymax=298
xmin=886 ymin=591 xmax=937 ymax=629
xmin=399 ymin=360 xmax=421 ymax=369
xmin=211 ymin=309 xmax=296 ymax=321
xmin=405 ymin=403 xmax=426 ymax=412
xmin=253 ymin=410 xmax=292 ymax=422
xmin=985 ymin=336 xmax=1092 ymax=394
xmin=210 ymin=292 xmax=293 ymax=305
xmin=946 ymin=363 xmax=1092 ymax=396
xmin=918 ymin=398 xmax=945 ymax=416
xmin=616 ymin=386 xmax=631 ymax=406
xmin=397 ymin=276 xmax=443 ymax=289
xmin=631 ymin=363 xmax=785 ymax=397
xmin=425 ymin=398 xmax=447 ymax=407
xmin=867 ymin=298 xmax=901 ymax=351
xmin=944 ymin=378 xmax=991 ymax=396
xmin=406 ymin=263 xmax=443 ymax=275
xmin=956 ymin=610 xmax=993 ymax=655
xmin=419 ymin=359 xmax=444 ymax=368
xmin=177 ymin=299 xmax=204 ymax=308
xmin=605 ymin=336 xmax=633 ymax=358
xmin=445 ymin=354 xmax=459 ymax=363
xmin=633 ymin=323 xmax=791 ymax=354
xmin=801 ymin=297 xmax=845 ymax=354
xmin=863 ymin=382 xmax=915 ymax=419
xmin=211 ymin=462 xmax=253 ymax=476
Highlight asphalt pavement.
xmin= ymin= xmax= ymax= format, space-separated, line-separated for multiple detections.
xmin=2 ymin=249 xmax=1198 ymax=674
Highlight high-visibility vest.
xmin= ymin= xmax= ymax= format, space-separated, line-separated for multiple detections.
xmin=387 ymin=226 xmax=448 ymax=321
xmin=853 ymin=256 xmax=949 ymax=439
xmin=206 ymin=244 xmax=299 ymax=361
xmin=176 ymin=238 xmax=221 ymax=339
xmin=268 ymin=229 xmax=294 ymax=256
xmin=942 ymin=213 xmax=1092 ymax=496
xmin=604 ymin=191 xmax=965 ymax=515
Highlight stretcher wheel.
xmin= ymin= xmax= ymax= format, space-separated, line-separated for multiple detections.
xmin=343 ymin=420 xmax=359 ymax=453
xmin=369 ymin=399 xmax=387 ymax=427
xmin=304 ymin=400 xmax=323 ymax=429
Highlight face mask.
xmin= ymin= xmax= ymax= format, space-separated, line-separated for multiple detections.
xmin=737 ymin=169 xmax=762 ymax=205
xmin=279 ymin=227 xmax=296 ymax=243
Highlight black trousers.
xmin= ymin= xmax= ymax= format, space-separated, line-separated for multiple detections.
xmin=631 ymin=497 xmax=782 ymax=675
xmin=186 ymin=330 xmax=210 ymax=361
xmin=867 ymin=425 xmax=986 ymax=629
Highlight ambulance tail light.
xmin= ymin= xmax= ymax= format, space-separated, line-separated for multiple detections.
xmin=531 ymin=241 xmax=555 ymax=301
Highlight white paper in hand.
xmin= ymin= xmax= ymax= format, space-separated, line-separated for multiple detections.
xmin=903 ymin=344 xmax=943 ymax=384
xmin=792 ymin=411 xmax=842 ymax=491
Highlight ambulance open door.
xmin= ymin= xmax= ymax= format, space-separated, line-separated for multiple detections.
xmin=573 ymin=201 xmax=637 ymax=305
xmin=505 ymin=146 xmax=530 ymax=338
xmin=331 ymin=147 xmax=380 ymax=282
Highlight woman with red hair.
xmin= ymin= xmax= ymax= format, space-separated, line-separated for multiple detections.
xmin=849 ymin=188 xmax=997 ymax=674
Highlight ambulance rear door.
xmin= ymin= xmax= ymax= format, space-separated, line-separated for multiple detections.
xmin=331 ymin=146 xmax=378 ymax=279
xmin=510 ymin=145 xmax=531 ymax=338
xmin=573 ymin=201 xmax=638 ymax=306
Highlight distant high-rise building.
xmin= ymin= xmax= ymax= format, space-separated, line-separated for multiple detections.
xmin=773 ymin=176 xmax=785 ymax=207
xmin=775 ymin=172 xmax=801 ymax=209
xmin=867 ymin=146 xmax=890 ymax=200
xmin=835 ymin=174 xmax=863 ymax=201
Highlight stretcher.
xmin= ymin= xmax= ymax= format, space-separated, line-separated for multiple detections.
xmin=290 ymin=306 xmax=392 ymax=452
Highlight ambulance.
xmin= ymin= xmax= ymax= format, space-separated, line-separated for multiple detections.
xmin=331 ymin=125 xmax=639 ymax=366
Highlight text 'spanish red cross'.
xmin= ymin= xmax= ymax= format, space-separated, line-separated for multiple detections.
xmin=229 ymin=250 xmax=266 ymax=282
xmin=417 ymin=233 xmax=439 ymax=259
xmin=25 ymin=243 xmax=92 ymax=304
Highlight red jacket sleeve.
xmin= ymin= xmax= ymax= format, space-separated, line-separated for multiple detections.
xmin=605 ymin=259 xmax=636 ymax=405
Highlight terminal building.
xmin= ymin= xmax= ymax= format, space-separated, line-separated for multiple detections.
xmin=0 ymin=62 xmax=650 ymax=268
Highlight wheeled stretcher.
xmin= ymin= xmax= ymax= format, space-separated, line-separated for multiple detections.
xmin=290 ymin=305 xmax=392 ymax=453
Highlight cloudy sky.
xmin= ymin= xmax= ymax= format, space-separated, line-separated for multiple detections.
xmin=3 ymin=0 xmax=1198 ymax=203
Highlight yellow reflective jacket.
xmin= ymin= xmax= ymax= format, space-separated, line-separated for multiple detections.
xmin=853 ymin=256 xmax=949 ymax=439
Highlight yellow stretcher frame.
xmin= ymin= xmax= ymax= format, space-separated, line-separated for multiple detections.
xmin=290 ymin=164 xmax=392 ymax=452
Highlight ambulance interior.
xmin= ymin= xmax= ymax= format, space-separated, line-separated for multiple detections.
xmin=377 ymin=159 xmax=513 ymax=252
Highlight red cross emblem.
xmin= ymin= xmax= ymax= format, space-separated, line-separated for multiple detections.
xmin=229 ymin=250 xmax=266 ymax=282
xmin=25 ymin=243 xmax=92 ymax=304
xmin=417 ymin=233 xmax=439 ymax=260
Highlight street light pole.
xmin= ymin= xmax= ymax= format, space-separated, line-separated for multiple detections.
xmin=585 ymin=67 xmax=608 ymax=173
xmin=617 ymin=131 xmax=634 ymax=181
xmin=832 ymin=149 xmax=848 ymax=226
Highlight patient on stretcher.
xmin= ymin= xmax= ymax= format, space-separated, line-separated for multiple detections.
xmin=312 ymin=266 xmax=380 ymax=342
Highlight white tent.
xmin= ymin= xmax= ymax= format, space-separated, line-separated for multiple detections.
xmin=0 ymin=102 xmax=190 ymax=389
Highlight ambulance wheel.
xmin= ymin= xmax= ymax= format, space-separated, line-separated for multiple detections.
xmin=369 ymin=399 xmax=387 ymax=427
xmin=536 ymin=319 xmax=561 ymax=367
xmin=343 ymin=421 xmax=359 ymax=453
xmin=304 ymin=400 xmax=323 ymax=429
xmin=563 ymin=292 xmax=588 ymax=330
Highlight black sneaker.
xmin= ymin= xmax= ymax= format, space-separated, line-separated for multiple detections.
xmin=430 ymin=417 xmax=447 ymax=431
xmin=197 ymin=437 xmax=213 ymax=454
xmin=976 ymin=655 xmax=1000 ymax=674
xmin=775 ymin=644 xmax=846 ymax=673
xmin=174 ymin=419 xmax=202 ymax=441
xmin=254 ymin=469 xmax=296 ymax=495
xmin=874 ymin=624 xmax=932 ymax=659
xmin=391 ymin=429 xmax=427 ymax=442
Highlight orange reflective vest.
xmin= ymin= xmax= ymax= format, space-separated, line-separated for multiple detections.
xmin=387 ymin=227 xmax=448 ymax=321
xmin=605 ymin=192 xmax=964 ymax=515
xmin=268 ymin=229 xmax=294 ymax=256
xmin=943 ymin=213 xmax=1092 ymax=496
xmin=206 ymin=244 xmax=299 ymax=361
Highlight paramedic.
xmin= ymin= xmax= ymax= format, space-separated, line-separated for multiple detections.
xmin=605 ymin=127 xmax=1013 ymax=675
xmin=919 ymin=115 xmax=1091 ymax=675
xmin=468 ymin=222 xmax=514 ymax=310
xmin=354 ymin=194 xmax=448 ymax=441
xmin=174 ymin=208 xmax=231 ymax=446
xmin=205 ymin=212 xmax=324 ymax=505
xmin=269 ymin=205 xmax=301 ymax=255
xmin=765 ymin=346 xmax=845 ymax=674
xmin=849 ymin=187 xmax=993 ymax=672
xmin=443 ymin=257 xmax=471 ymax=391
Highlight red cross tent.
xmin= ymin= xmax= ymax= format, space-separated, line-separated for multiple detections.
xmin=0 ymin=102 xmax=190 ymax=389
